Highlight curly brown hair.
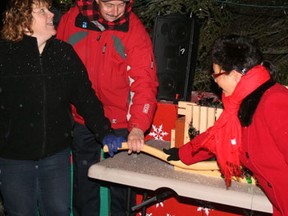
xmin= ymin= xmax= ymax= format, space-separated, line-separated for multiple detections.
xmin=1 ymin=0 xmax=52 ymax=42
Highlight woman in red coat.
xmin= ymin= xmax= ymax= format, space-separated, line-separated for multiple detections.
xmin=164 ymin=35 xmax=288 ymax=216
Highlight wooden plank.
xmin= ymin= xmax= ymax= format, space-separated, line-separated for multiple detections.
xmin=207 ymin=107 xmax=216 ymax=128
xmin=103 ymin=142 xmax=219 ymax=170
xmin=199 ymin=106 xmax=208 ymax=133
xmin=175 ymin=117 xmax=185 ymax=148
xmin=170 ymin=129 xmax=175 ymax=147
xmin=183 ymin=104 xmax=193 ymax=144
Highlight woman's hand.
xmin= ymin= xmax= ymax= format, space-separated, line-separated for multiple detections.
xmin=163 ymin=148 xmax=180 ymax=161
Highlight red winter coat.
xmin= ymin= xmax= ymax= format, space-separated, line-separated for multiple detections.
xmin=179 ymin=83 xmax=288 ymax=216
xmin=56 ymin=5 xmax=158 ymax=132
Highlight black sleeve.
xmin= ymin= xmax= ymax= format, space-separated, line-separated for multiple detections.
xmin=67 ymin=45 xmax=113 ymax=142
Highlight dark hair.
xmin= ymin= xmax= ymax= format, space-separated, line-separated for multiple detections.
xmin=211 ymin=35 xmax=263 ymax=74
xmin=1 ymin=0 xmax=52 ymax=41
xmin=211 ymin=34 xmax=277 ymax=80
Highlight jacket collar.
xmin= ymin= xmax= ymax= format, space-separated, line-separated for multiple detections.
xmin=75 ymin=12 xmax=129 ymax=32
xmin=238 ymin=79 xmax=276 ymax=127
xmin=76 ymin=0 xmax=131 ymax=32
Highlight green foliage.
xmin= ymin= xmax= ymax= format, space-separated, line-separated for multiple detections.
xmin=134 ymin=0 xmax=288 ymax=91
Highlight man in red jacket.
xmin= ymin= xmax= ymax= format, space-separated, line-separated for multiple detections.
xmin=57 ymin=0 xmax=158 ymax=215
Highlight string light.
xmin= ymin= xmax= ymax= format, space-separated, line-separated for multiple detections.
xmin=215 ymin=0 xmax=288 ymax=10
xmin=221 ymin=3 xmax=224 ymax=10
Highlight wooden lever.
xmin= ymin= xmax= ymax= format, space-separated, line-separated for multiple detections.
xmin=103 ymin=142 xmax=219 ymax=171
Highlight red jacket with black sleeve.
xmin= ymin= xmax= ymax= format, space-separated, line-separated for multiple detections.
xmin=57 ymin=3 xmax=158 ymax=132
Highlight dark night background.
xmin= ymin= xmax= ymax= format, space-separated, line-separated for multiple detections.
xmin=1 ymin=0 xmax=288 ymax=93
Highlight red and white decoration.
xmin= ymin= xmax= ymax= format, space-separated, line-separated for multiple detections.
xmin=140 ymin=102 xmax=247 ymax=216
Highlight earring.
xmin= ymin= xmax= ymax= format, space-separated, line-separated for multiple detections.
xmin=241 ymin=68 xmax=247 ymax=75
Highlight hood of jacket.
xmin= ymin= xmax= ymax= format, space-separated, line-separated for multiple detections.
xmin=76 ymin=0 xmax=133 ymax=32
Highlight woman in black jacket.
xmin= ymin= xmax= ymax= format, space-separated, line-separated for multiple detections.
xmin=0 ymin=0 xmax=124 ymax=215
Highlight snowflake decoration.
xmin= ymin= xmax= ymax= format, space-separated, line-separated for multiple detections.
xmin=138 ymin=213 xmax=152 ymax=216
xmin=148 ymin=124 xmax=169 ymax=140
xmin=197 ymin=207 xmax=213 ymax=216
xmin=155 ymin=201 xmax=164 ymax=208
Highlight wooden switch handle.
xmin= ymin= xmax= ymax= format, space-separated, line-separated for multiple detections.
xmin=103 ymin=142 xmax=219 ymax=171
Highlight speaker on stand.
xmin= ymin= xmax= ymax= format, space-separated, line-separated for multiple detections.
xmin=152 ymin=14 xmax=200 ymax=102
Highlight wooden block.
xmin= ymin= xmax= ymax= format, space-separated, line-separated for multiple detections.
xmin=199 ymin=106 xmax=208 ymax=133
xmin=175 ymin=117 xmax=185 ymax=148
xmin=177 ymin=101 xmax=196 ymax=115
xmin=170 ymin=129 xmax=176 ymax=147
xmin=183 ymin=104 xmax=193 ymax=144
xmin=174 ymin=166 xmax=256 ymax=185
xmin=173 ymin=102 xmax=256 ymax=185
xmin=174 ymin=166 xmax=221 ymax=177
xmin=207 ymin=107 xmax=217 ymax=128
xmin=174 ymin=167 xmax=257 ymax=185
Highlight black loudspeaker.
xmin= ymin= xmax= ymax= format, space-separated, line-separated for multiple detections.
xmin=153 ymin=14 xmax=199 ymax=101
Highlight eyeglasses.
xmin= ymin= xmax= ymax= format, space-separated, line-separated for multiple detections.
xmin=211 ymin=71 xmax=227 ymax=80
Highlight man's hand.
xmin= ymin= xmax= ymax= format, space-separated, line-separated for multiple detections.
xmin=127 ymin=128 xmax=144 ymax=154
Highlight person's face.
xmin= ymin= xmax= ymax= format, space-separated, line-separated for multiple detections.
xmin=212 ymin=63 xmax=242 ymax=96
xmin=96 ymin=0 xmax=126 ymax=22
xmin=30 ymin=3 xmax=56 ymax=42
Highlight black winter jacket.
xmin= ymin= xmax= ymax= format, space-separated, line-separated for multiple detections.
xmin=0 ymin=35 xmax=113 ymax=160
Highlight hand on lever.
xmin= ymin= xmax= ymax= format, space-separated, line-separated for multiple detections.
xmin=163 ymin=148 xmax=180 ymax=161
xmin=102 ymin=134 xmax=126 ymax=157
xmin=127 ymin=128 xmax=144 ymax=154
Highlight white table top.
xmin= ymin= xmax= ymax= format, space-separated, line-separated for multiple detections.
xmin=88 ymin=140 xmax=272 ymax=213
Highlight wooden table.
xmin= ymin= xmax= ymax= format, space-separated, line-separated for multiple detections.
xmin=88 ymin=140 xmax=272 ymax=213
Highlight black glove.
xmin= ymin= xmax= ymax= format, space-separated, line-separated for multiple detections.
xmin=163 ymin=148 xmax=180 ymax=161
